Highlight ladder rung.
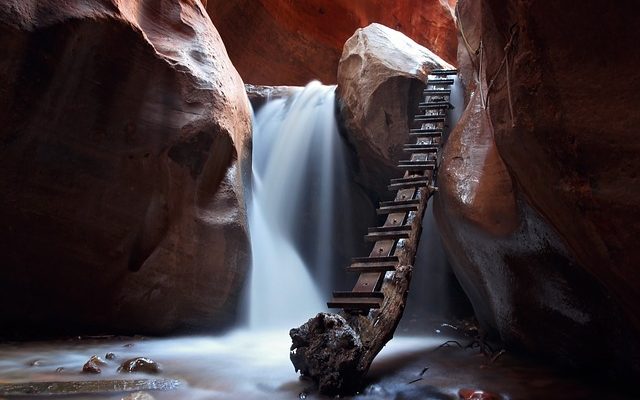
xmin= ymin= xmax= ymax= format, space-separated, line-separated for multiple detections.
xmin=414 ymin=115 xmax=445 ymax=122
xmin=367 ymin=226 xmax=410 ymax=234
xmin=377 ymin=202 xmax=419 ymax=214
xmin=348 ymin=256 xmax=399 ymax=273
xmin=347 ymin=262 xmax=397 ymax=273
xmin=418 ymin=102 xmax=453 ymax=110
xmin=352 ymin=255 xmax=399 ymax=263
xmin=409 ymin=130 xmax=442 ymax=137
xmin=409 ymin=127 xmax=442 ymax=133
xmin=327 ymin=297 xmax=382 ymax=310
xmin=379 ymin=199 xmax=419 ymax=207
xmin=427 ymin=78 xmax=454 ymax=85
xmin=404 ymin=144 xmax=438 ymax=153
xmin=424 ymin=89 xmax=451 ymax=95
xmin=388 ymin=179 xmax=429 ymax=191
xmin=390 ymin=175 xmax=428 ymax=184
xmin=365 ymin=228 xmax=411 ymax=242
xmin=398 ymin=163 xmax=436 ymax=171
xmin=430 ymin=69 xmax=458 ymax=75
xmin=332 ymin=291 xmax=384 ymax=299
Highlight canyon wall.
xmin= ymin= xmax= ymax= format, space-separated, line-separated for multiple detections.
xmin=205 ymin=0 xmax=457 ymax=85
xmin=436 ymin=0 xmax=640 ymax=376
xmin=0 ymin=0 xmax=252 ymax=335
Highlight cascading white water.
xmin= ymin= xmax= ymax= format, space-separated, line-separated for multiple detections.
xmin=248 ymin=81 xmax=347 ymax=329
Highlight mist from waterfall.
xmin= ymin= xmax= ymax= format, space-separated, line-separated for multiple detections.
xmin=247 ymin=81 xmax=350 ymax=329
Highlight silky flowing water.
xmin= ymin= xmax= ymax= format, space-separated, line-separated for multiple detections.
xmin=0 ymin=79 xmax=632 ymax=399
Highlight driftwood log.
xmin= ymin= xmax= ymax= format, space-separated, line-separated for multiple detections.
xmin=290 ymin=182 xmax=436 ymax=394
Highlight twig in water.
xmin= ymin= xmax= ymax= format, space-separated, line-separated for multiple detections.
xmin=408 ymin=377 xmax=423 ymax=384
xmin=437 ymin=340 xmax=463 ymax=349
xmin=490 ymin=349 xmax=507 ymax=364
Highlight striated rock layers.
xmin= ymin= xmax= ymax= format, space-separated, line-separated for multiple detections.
xmin=204 ymin=0 xmax=457 ymax=85
xmin=435 ymin=0 xmax=640 ymax=376
xmin=0 ymin=0 xmax=252 ymax=335
xmin=337 ymin=23 xmax=453 ymax=198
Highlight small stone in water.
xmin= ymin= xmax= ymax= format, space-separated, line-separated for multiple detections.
xmin=106 ymin=352 xmax=116 ymax=360
xmin=118 ymin=357 xmax=161 ymax=374
xmin=83 ymin=355 xmax=107 ymax=374
xmin=29 ymin=359 xmax=43 ymax=367
xmin=55 ymin=367 xmax=64 ymax=373
xmin=298 ymin=391 xmax=307 ymax=399
xmin=459 ymin=388 xmax=501 ymax=400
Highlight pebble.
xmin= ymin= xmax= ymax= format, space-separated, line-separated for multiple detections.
xmin=118 ymin=357 xmax=161 ymax=374
xmin=82 ymin=355 xmax=107 ymax=374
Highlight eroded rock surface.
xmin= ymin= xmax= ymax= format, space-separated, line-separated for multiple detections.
xmin=0 ymin=0 xmax=252 ymax=335
xmin=436 ymin=0 xmax=640 ymax=377
xmin=205 ymin=0 xmax=457 ymax=85
xmin=337 ymin=23 xmax=453 ymax=197
xmin=290 ymin=313 xmax=363 ymax=395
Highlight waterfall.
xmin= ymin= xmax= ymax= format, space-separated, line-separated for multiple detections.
xmin=248 ymin=81 xmax=349 ymax=329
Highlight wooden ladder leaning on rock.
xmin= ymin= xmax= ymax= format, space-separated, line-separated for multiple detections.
xmin=289 ymin=69 xmax=458 ymax=395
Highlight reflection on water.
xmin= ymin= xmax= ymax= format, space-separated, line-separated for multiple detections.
xmin=0 ymin=331 xmax=444 ymax=399
xmin=0 ymin=330 xmax=633 ymax=399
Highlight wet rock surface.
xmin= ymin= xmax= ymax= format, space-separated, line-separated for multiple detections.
xmin=0 ymin=333 xmax=634 ymax=399
xmin=290 ymin=313 xmax=364 ymax=395
xmin=82 ymin=355 xmax=107 ymax=374
xmin=118 ymin=357 xmax=161 ymax=374
xmin=204 ymin=0 xmax=457 ymax=85
xmin=337 ymin=23 xmax=453 ymax=197
xmin=0 ymin=0 xmax=252 ymax=336
xmin=436 ymin=0 xmax=640 ymax=379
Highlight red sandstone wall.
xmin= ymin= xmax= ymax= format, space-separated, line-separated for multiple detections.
xmin=205 ymin=0 xmax=458 ymax=85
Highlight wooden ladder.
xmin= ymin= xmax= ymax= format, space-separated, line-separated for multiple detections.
xmin=328 ymin=69 xmax=457 ymax=312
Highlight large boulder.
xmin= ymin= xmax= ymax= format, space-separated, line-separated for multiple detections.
xmin=204 ymin=0 xmax=458 ymax=85
xmin=0 ymin=0 xmax=252 ymax=335
xmin=435 ymin=0 xmax=640 ymax=376
xmin=337 ymin=23 xmax=453 ymax=197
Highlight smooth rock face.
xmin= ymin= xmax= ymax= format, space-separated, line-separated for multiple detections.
xmin=205 ymin=0 xmax=457 ymax=85
xmin=436 ymin=0 xmax=640 ymax=376
xmin=337 ymin=23 xmax=453 ymax=196
xmin=0 ymin=0 xmax=252 ymax=335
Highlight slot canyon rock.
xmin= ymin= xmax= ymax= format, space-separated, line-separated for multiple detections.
xmin=204 ymin=0 xmax=458 ymax=85
xmin=0 ymin=0 xmax=252 ymax=335
xmin=337 ymin=23 xmax=453 ymax=197
xmin=435 ymin=0 xmax=640 ymax=377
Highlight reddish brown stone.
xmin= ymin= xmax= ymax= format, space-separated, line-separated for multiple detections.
xmin=337 ymin=23 xmax=453 ymax=197
xmin=436 ymin=0 xmax=640 ymax=378
xmin=0 ymin=0 xmax=252 ymax=335
xmin=205 ymin=0 xmax=458 ymax=85
xmin=82 ymin=356 xmax=107 ymax=374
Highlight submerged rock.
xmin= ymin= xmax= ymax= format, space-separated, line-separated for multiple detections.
xmin=119 ymin=358 xmax=161 ymax=374
xmin=82 ymin=355 xmax=107 ymax=374
xmin=337 ymin=23 xmax=453 ymax=196
xmin=204 ymin=0 xmax=457 ymax=85
xmin=0 ymin=0 xmax=251 ymax=335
